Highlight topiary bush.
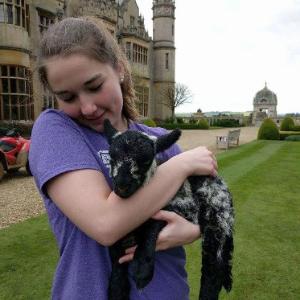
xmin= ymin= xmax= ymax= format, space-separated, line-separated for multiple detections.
xmin=257 ymin=118 xmax=280 ymax=140
xmin=142 ymin=119 xmax=157 ymax=127
xmin=197 ymin=119 xmax=209 ymax=129
xmin=176 ymin=117 xmax=184 ymax=124
xmin=280 ymin=116 xmax=295 ymax=131
xmin=292 ymin=125 xmax=300 ymax=131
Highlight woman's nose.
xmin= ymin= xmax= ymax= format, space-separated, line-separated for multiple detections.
xmin=79 ymin=95 xmax=97 ymax=116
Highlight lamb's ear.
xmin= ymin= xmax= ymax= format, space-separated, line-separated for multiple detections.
xmin=103 ymin=119 xmax=118 ymax=145
xmin=156 ymin=129 xmax=181 ymax=153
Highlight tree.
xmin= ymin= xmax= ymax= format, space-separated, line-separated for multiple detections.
xmin=160 ymin=83 xmax=193 ymax=121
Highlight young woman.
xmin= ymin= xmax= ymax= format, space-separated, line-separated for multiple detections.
xmin=29 ymin=17 xmax=218 ymax=300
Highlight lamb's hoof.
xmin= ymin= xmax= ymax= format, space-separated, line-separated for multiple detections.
xmin=131 ymin=256 xmax=154 ymax=289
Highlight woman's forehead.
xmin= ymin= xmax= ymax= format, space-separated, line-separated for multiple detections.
xmin=45 ymin=54 xmax=114 ymax=89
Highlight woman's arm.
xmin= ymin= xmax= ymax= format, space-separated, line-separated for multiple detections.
xmin=119 ymin=210 xmax=201 ymax=264
xmin=46 ymin=146 xmax=217 ymax=246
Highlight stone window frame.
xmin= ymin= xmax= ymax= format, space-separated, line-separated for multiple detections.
xmin=132 ymin=43 xmax=148 ymax=65
xmin=0 ymin=65 xmax=33 ymax=121
xmin=135 ymin=86 xmax=149 ymax=117
xmin=0 ymin=0 xmax=30 ymax=32
xmin=37 ymin=8 xmax=55 ymax=35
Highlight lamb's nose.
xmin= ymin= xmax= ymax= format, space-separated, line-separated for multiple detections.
xmin=118 ymin=186 xmax=128 ymax=193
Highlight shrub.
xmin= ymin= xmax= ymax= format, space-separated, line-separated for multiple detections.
xmin=212 ymin=119 xmax=240 ymax=127
xmin=292 ymin=125 xmax=300 ymax=131
xmin=257 ymin=118 xmax=280 ymax=140
xmin=189 ymin=118 xmax=197 ymax=124
xmin=280 ymin=117 xmax=295 ymax=131
xmin=197 ymin=119 xmax=209 ymax=129
xmin=285 ymin=135 xmax=300 ymax=141
xmin=176 ymin=117 xmax=184 ymax=124
xmin=160 ymin=123 xmax=209 ymax=130
xmin=279 ymin=131 xmax=300 ymax=140
xmin=142 ymin=119 xmax=157 ymax=127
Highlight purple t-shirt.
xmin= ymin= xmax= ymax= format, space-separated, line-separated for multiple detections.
xmin=29 ymin=109 xmax=189 ymax=300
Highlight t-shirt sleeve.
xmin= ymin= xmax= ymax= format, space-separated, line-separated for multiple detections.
xmin=29 ymin=110 xmax=101 ymax=193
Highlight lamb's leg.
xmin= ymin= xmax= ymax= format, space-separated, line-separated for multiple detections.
xmin=199 ymin=226 xmax=235 ymax=300
xmin=199 ymin=227 xmax=223 ymax=300
xmin=222 ymin=234 xmax=234 ymax=292
xmin=109 ymin=241 xmax=130 ymax=300
xmin=131 ymin=219 xmax=166 ymax=289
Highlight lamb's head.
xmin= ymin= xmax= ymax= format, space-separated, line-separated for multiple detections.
xmin=103 ymin=119 xmax=181 ymax=198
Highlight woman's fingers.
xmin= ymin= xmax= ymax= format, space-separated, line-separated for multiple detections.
xmin=118 ymin=245 xmax=137 ymax=264
xmin=151 ymin=210 xmax=177 ymax=221
xmin=118 ymin=253 xmax=134 ymax=264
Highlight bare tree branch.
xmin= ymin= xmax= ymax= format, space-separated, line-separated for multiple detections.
xmin=159 ymin=83 xmax=193 ymax=120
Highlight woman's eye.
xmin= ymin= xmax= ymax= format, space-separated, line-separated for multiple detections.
xmin=89 ymin=83 xmax=103 ymax=92
xmin=58 ymin=95 xmax=75 ymax=102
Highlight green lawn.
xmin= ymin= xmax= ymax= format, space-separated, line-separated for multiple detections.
xmin=1 ymin=140 xmax=299 ymax=299
xmin=186 ymin=140 xmax=300 ymax=299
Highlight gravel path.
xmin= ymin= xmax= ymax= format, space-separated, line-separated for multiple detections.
xmin=0 ymin=126 xmax=258 ymax=229
xmin=0 ymin=171 xmax=43 ymax=229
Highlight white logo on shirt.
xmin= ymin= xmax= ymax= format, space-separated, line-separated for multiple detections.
xmin=98 ymin=150 xmax=111 ymax=173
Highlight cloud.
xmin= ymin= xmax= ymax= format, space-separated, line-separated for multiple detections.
xmin=137 ymin=0 xmax=300 ymax=113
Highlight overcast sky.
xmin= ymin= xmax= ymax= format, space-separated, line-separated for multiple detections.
xmin=136 ymin=0 xmax=300 ymax=114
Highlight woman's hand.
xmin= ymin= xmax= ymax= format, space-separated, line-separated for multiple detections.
xmin=174 ymin=146 xmax=218 ymax=178
xmin=118 ymin=210 xmax=201 ymax=263
xmin=152 ymin=210 xmax=201 ymax=250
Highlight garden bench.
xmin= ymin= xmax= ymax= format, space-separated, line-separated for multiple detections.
xmin=216 ymin=129 xmax=241 ymax=150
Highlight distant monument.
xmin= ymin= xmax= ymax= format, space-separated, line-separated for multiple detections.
xmin=252 ymin=82 xmax=278 ymax=126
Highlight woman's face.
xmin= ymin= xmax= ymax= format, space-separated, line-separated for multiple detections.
xmin=45 ymin=54 xmax=127 ymax=132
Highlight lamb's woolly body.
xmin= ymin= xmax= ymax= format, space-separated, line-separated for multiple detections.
xmin=104 ymin=120 xmax=234 ymax=300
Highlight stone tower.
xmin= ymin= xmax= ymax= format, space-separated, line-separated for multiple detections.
xmin=152 ymin=0 xmax=176 ymax=120
xmin=252 ymin=82 xmax=278 ymax=126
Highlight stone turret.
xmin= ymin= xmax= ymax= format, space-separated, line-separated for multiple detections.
xmin=152 ymin=0 xmax=176 ymax=120
xmin=252 ymin=82 xmax=278 ymax=126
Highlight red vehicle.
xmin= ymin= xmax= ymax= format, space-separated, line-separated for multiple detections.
xmin=0 ymin=129 xmax=31 ymax=181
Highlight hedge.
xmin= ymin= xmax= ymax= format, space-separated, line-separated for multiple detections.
xmin=279 ymin=131 xmax=300 ymax=140
xmin=160 ymin=123 xmax=209 ymax=130
xmin=285 ymin=135 xmax=300 ymax=141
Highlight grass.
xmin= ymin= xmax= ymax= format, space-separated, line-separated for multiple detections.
xmin=0 ymin=216 xmax=57 ymax=299
xmin=186 ymin=140 xmax=300 ymax=299
xmin=1 ymin=140 xmax=300 ymax=299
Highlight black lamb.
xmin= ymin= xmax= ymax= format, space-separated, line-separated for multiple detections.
xmin=104 ymin=119 xmax=234 ymax=300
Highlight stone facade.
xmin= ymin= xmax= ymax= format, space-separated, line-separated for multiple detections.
xmin=252 ymin=83 xmax=278 ymax=126
xmin=0 ymin=0 xmax=175 ymax=123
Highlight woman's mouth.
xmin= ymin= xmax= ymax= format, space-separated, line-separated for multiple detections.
xmin=84 ymin=112 xmax=106 ymax=122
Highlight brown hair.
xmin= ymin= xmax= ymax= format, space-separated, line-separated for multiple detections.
xmin=38 ymin=16 xmax=138 ymax=121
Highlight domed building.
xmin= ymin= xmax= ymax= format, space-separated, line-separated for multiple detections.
xmin=252 ymin=82 xmax=278 ymax=126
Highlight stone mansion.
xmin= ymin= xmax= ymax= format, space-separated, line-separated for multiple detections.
xmin=0 ymin=0 xmax=175 ymax=123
